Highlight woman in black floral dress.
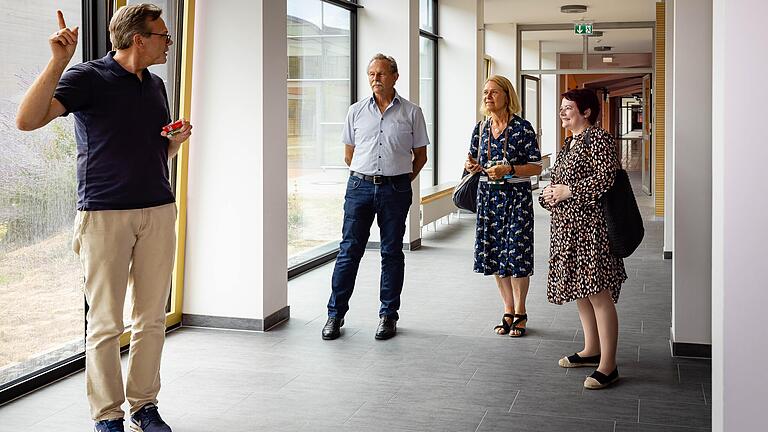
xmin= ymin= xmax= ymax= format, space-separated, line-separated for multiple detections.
xmin=540 ymin=88 xmax=627 ymax=389
xmin=465 ymin=75 xmax=542 ymax=337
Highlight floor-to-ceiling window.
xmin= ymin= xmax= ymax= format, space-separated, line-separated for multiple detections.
xmin=0 ymin=0 xmax=84 ymax=391
xmin=419 ymin=0 xmax=438 ymax=186
xmin=287 ymin=0 xmax=356 ymax=272
xmin=0 ymin=0 xmax=186 ymax=403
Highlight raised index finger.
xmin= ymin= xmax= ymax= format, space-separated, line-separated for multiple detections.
xmin=57 ymin=10 xmax=67 ymax=29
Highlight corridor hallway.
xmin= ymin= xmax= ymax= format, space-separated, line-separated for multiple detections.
xmin=0 ymin=176 xmax=711 ymax=431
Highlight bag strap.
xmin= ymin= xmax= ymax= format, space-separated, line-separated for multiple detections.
xmin=475 ymin=120 xmax=483 ymax=162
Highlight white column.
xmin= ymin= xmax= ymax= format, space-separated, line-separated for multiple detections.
xmin=437 ymin=0 xmax=483 ymax=184
xmin=358 ymin=0 xmax=422 ymax=248
xmin=183 ymin=0 xmax=288 ymax=330
xmin=712 ymin=1 xmax=768 ymax=430
xmin=664 ymin=0 xmax=675 ymax=257
xmin=671 ymin=0 xmax=712 ymax=347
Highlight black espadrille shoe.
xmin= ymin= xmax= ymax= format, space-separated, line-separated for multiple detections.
xmin=584 ymin=368 xmax=619 ymax=389
xmin=558 ymin=352 xmax=601 ymax=368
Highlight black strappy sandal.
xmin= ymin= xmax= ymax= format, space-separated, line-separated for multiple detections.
xmin=493 ymin=313 xmax=514 ymax=335
xmin=509 ymin=313 xmax=528 ymax=337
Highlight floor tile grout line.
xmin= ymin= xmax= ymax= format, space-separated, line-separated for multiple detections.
xmin=507 ymin=390 xmax=521 ymax=413
xmin=702 ymin=383 xmax=708 ymax=406
xmin=456 ymin=349 xmax=473 ymax=368
xmin=275 ymin=373 xmax=301 ymax=392
xmin=473 ymin=409 xmax=489 ymax=432
xmin=465 ymin=368 xmax=479 ymax=386
xmin=342 ymin=401 xmax=367 ymax=425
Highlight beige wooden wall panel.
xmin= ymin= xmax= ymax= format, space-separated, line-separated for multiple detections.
xmin=655 ymin=2 xmax=666 ymax=216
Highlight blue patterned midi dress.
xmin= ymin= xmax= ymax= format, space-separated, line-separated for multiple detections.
xmin=469 ymin=116 xmax=541 ymax=277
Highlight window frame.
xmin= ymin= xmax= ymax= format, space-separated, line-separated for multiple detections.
xmin=419 ymin=0 xmax=439 ymax=186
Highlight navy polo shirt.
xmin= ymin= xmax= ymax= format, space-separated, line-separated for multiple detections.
xmin=54 ymin=52 xmax=175 ymax=211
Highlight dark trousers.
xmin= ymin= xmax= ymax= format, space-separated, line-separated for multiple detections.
xmin=327 ymin=174 xmax=413 ymax=320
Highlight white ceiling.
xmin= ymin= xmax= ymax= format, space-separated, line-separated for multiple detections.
xmin=484 ymin=0 xmax=657 ymax=25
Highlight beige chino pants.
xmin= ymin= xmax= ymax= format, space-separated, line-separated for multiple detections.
xmin=72 ymin=203 xmax=177 ymax=421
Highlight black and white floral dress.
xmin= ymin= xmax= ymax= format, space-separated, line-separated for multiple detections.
xmin=539 ymin=126 xmax=627 ymax=304
xmin=469 ymin=115 xmax=541 ymax=277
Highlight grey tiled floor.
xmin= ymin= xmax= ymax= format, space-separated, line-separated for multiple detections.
xmin=0 ymin=173 xmax=711 ymax=431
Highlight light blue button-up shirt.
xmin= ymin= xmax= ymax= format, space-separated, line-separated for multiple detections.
xmin=342 ymin=91 xmax=429 ymax=176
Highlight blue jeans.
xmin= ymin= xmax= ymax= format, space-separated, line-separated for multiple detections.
xmin=327 ymin=174 xmax=413 ymax=320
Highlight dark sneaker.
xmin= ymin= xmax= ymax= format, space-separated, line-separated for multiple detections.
xmin=94 ymin=419 xmax=125 ymax=432
xmin=129 ymin=403 xmax=172 ymax=432
xmin=375 ymin=315 xmax=397 ymax=340
xmin=322 ymin=316 xmax=344 ymax=340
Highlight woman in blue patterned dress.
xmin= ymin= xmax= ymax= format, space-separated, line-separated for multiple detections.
xmin=465 ymin=75 xmax=542 ymax=337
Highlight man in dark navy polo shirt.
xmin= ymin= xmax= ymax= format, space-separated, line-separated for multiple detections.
xmin=16 ymin=5 xmax=190 ymax=432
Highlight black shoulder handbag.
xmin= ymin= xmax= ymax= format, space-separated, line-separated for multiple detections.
xmin=583 ymin=132 xmax=645 ymax=258
xmin=452 ymin=121 xmax=485 ymax=213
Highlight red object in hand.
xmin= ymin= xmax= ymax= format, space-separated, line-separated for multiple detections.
xmin=162 ymin=120 xmax=184 ymax=136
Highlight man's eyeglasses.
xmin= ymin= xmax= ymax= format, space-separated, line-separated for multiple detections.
xmin=146 ymin=32 xmax=172 ymax=44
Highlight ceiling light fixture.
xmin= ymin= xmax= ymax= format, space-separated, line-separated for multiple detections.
xmin=602 ymin=55 xmax=614 ymax=63
xmin=560 ymin=5 xmax=588 ymax=14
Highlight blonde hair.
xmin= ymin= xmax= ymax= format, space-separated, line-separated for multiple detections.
xmin=480 ymin=75 xmax=521 ymax=117
xmin=109 ymin=3 xmax=162 ymax=50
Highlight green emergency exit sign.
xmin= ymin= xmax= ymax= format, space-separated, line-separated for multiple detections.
xmin=574 ymin=23 xmax=594 ymax=35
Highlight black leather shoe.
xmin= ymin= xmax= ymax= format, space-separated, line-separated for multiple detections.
xmin=375 ymin=316 xmax=397 ymax=340
xmin=322 ymin=317 xmax=344 ymax=340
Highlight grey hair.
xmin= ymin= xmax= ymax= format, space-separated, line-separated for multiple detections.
xmin=368 ymin=53 xmax=398 ymax=74
xmin=109 ymin=3 xmax=163 ymax=50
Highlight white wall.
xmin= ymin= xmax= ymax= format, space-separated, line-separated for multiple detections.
xmin=664 ymin=0 xmax=675 ymax=255
xmin=437 ymin=0 xmax=483 ymax=184
xmin=712 ymin=1 xmax=768 ymax=430
xmin=184 ymin=0 xmax=287 ymax=322
xmin=671 ymin=0 xmax=711 ymax=345
xmin=484 ymin=23 xmax=516 ymax=80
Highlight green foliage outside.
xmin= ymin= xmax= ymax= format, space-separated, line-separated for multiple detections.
xmin=0 ymin=115 xmax=77 ymax=252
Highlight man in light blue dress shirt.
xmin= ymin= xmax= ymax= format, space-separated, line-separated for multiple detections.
xmin=322 ymin=54 xmax=429 ymax=341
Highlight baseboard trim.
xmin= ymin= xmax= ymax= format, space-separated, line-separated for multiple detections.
xmin=366 ymin=239 xmax=422 ymax=251
xmin=671 ymin=341 xmax=711 ymax=358
xmin=663 ymin=251 xmax=672 ymax=259
xmin=183 ymin=306 xmax=290 ymax=332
